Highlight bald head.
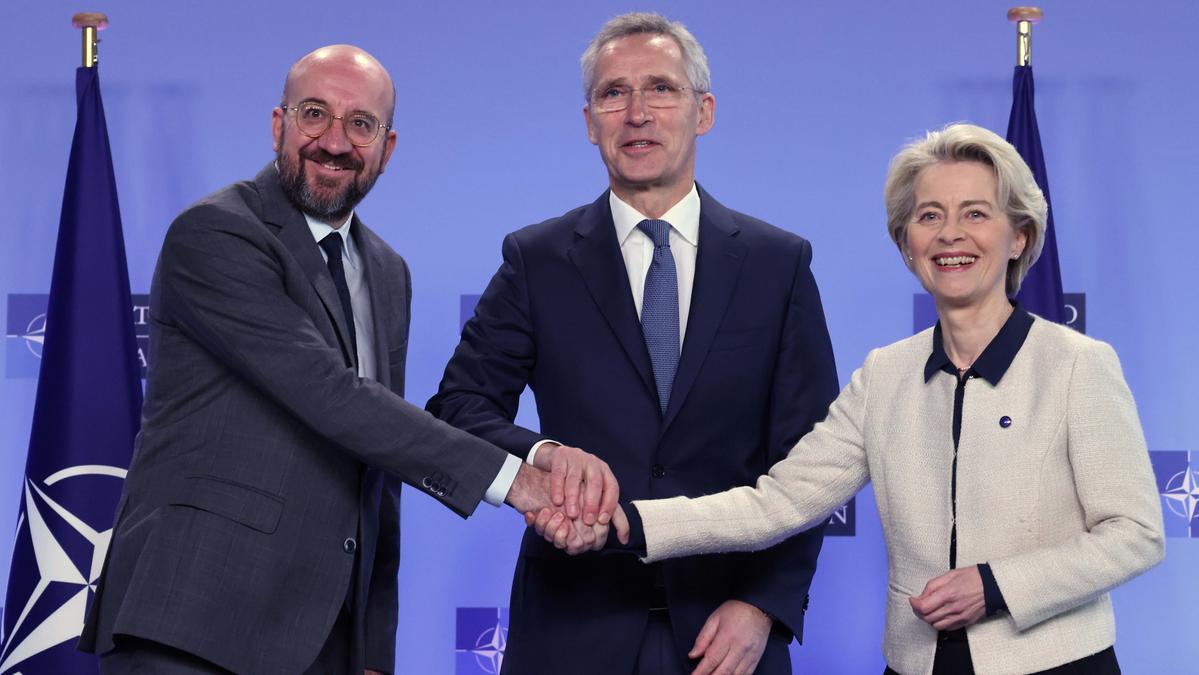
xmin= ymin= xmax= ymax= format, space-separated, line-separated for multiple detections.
xmin=282 ymin=44 xmax=396 ymax=126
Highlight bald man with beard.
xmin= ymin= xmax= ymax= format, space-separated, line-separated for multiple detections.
xmin=78 ymin=45 xmax=613 ymax=675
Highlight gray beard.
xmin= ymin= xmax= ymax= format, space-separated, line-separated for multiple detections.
xmin=277 ymin=151 xmax=372 ymax=224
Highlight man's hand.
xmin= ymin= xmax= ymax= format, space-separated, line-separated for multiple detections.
xmin=533 ymin=443 xmax=619 ymax=526
xmin=506 ymin=464 xmax=612 ymax=554
xmin=504 ymin=462 xmax=555 ymax=514
xmin=909 ymin=567 xmax=986 ymax=631
xmin=689 ymin=599 xmax=773 ymax=675
xmin=526 ymin=503 xmax=630 ymax=554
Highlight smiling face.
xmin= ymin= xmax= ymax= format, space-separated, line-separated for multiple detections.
xmin=583 ymin=33 xmax=714 ymax=206
xmin=272 ymin=46 xmax=397 ymax=226
xmin=905 ymin=160 xmax=1027 ymax=311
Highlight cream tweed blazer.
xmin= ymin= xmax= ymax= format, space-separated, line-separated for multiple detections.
xmin=634 ymin=316 xmax=1164 ymax=675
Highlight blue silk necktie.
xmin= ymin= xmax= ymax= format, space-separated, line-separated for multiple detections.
xmin=637 ymin=219 xmax=680 ymax=414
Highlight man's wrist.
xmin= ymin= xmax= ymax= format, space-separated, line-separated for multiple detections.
xmin=527 ymin=439 xmax=560 ymax=468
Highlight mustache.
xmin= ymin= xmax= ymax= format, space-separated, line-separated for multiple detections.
xmin=302 ymin=149 xmax=363 ymax=171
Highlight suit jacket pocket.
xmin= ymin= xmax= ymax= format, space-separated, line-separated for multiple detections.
xmin=709 ymin=326 xmax=774 ymax=352
xmin=171 ymin=474 xmax=284 ymax=534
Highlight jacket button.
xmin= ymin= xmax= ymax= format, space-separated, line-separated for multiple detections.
xmin=343 ymin=538 xmax=357 ymax=554
xmin=651 ymin=464 xmax=665 ymax=479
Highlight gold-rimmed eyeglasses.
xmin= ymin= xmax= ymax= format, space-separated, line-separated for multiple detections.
xmin=280 ymin=101 xmax=390 ymax=147
xmin=590 ymin=83 xmax=698 ymax=113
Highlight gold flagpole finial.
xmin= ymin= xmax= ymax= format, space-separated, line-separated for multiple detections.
xmin=72 ymin=12 xmax=109 ymax=68
xmin=1007 ymin=7 xmax=1043 ymax=67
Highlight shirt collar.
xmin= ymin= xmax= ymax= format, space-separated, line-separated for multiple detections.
xmin=609 ymin=184 xmax=700 ymax=247
xmin=305 ymin=212 xmax=360 ymax=270
xmin=923 ymin=304 xmax=1035 ymax=384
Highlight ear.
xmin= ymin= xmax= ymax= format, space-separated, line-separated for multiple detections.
xmin=898 ymin=240 xmax=914 ymax=269
xmin=584 ymin=104 xmax=599 ymax=145
xmin=271 ymin=107 xmax=284 ymax=152
xmin=695 ymin=92 xmax=715 ymax=137
xmin=1012 ymin=223 xmax=1029 ymax=259
xmin=378 ymin=129 xmax=398 ymax=173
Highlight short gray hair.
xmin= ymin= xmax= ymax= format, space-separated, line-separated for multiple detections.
xmin=884 ymin=123 xmax=1048 ymax=295
xmin=580 ymin=12 xmax=711 ymax=101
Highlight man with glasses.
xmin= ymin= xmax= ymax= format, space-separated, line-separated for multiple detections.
xmin=79 ymin=44 xmax=616 ymax=675
xmin=429 ymin=13 xmax=839 ymax=675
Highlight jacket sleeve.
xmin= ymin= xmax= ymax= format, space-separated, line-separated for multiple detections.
xmin=731 ymin=238 xmax=841 ymax=641
xmin=426 ymin=232 xmax=547 ymax=457
xmin=158 ymin=208 xmax=508 ymax=517
xmin=633 ymin=351 xmax=873 ymax=564
xmin=987 ymin=341 xmax=1165 ymax=630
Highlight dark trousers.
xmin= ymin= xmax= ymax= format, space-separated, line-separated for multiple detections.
xmin=634 ymin=611 xmax=692 ymax=675
xmin=100 ymin=607 xmax=353 ymax=675
xmin=883 ymin=632 xmax=1120 ymax=674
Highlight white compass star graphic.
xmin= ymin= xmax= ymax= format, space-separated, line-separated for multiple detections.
xmin=455 ymin=610 xmax=507 ymax=675
xmin=21 ymin=313 xmax=46 ymax=359
xmin=467 ymin=621 xmax=506 ymax=675
xmin=1163 ymin=467 xmax=1199 ymax=523
xmin=0 ymin=465 xmax=125 ymax=673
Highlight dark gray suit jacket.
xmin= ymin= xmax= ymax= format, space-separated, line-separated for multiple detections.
xmin=79 ymin=164 xmax=508 ymax=673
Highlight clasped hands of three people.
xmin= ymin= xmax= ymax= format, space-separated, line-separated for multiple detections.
xmin=505 ymin=443 xmax=630 ymax=554
xmin=511 ymin=445 xmax=988 ymax=634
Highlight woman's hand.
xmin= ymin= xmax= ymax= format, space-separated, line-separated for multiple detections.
xmin=909 ymin=567 xmax=986 ymax=631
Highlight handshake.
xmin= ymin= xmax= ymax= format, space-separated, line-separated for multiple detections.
xmin=505 ymin=443 xmax=630 ymax=554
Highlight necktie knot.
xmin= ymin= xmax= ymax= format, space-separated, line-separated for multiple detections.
xmin=319 ymin=232 xmax=345 ymax=261
xmin=637 ymin=219 xmax=672 ymax=248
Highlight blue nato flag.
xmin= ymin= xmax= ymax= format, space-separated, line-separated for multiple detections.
xmin=0 ymin=65 xmax=141 ymax=673
xmin=1006 ymin=65 xmax=1067 ymax=323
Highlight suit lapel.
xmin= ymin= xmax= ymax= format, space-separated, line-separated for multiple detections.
xmin=566 ymin=192 xmax=657 ymax=401
xmin=662 ymin=187 xmax=746 ymax=431
xmin=353 ymin=219 xmax=394 ymax=389
xmin=256 ymin=164 xmax=359 ymax=371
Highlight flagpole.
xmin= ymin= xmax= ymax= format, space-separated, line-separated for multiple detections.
xmin=1007 ymin=7 xmax=1042 ymax=66
xmin=71 ymin=12 xmax=108 ymax=68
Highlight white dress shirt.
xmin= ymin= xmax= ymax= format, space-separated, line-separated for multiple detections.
xmin=306 ymin=214 xmax=521 ymax=506
xmin=610 ymin=185 xmax=700 ymax=346
xmin=527 ymin=185 xmax=701 ymax=466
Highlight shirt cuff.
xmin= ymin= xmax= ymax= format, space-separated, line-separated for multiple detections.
xmin=483 ymin=453 xmax=523 ymax=507
xmin=977 ymin=563 xmax=1007 ymax=616
xmin=526 ymin=439 xmax=560 ymax=466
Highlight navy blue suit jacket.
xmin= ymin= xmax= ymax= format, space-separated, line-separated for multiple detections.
xmin=428 ymin=187 xmax=839 ymax=673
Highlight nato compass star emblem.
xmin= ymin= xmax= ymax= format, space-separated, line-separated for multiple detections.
xmin=0 ymin=465 xmax=126 ymax=673
xmin=455 ymin=607 xmax=508 ymax=674
xmin=15 ymin=313 xmax=46 ymax=359
xmin=1163 ymin=466 xmax=1199 ymax=525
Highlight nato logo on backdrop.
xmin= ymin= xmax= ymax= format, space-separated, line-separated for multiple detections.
xmin=912 ymin=293 xmax=1087 ymax=334
xmin=5 ymin=293 xmax=151 ymax=378
xmin=826 ymin=500 xmax=855 ymax=536
xmin=456 ymin=607 xmax=508 ymax=675
xmin=1151 ymin=451 xmax=1199 ymax=538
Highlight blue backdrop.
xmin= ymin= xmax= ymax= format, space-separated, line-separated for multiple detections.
xmin=2 ymin=2 xmax=1195 ymax=673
